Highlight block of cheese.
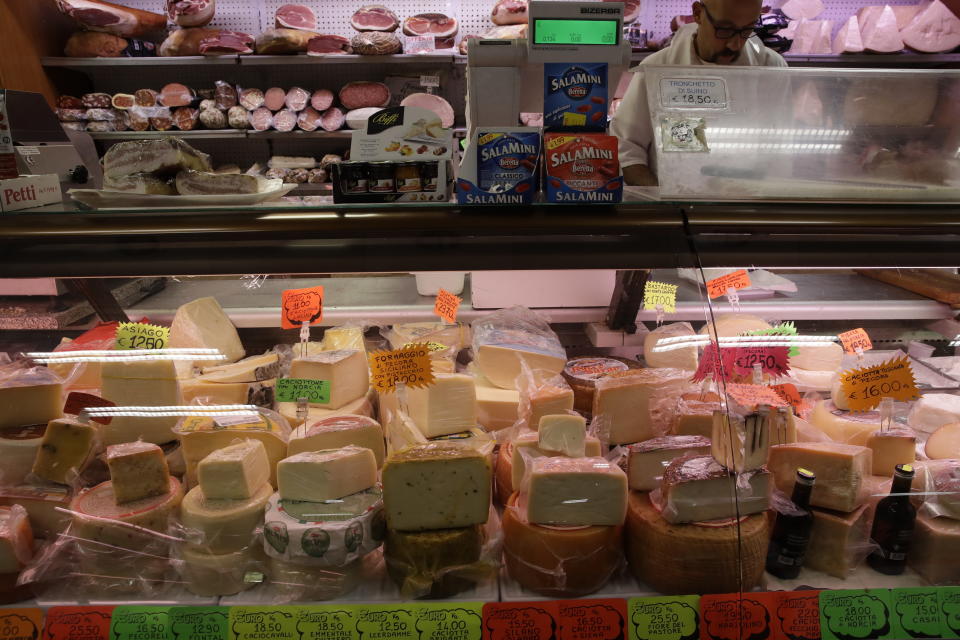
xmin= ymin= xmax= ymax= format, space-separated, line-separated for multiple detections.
xmin=0 ymin=368 xmax=62 ymax=430
xmin=660 ymin=455 xmax=770 ymax=524
xmin=861 ymin=5 xmax=904 ymax=53
xmin=0 ymin=483 xmax=71 ymax=538
xmin=277 ymin=446 xmax=377 ymax=502
xmin=791 ymin=341 xmax=843 ymax=372
xmin=867 ymin=429 xmax=916 ymax=476
xmin=834 ymin=15 xmax=865 ymax=53
xmin=384 ymin=524 xmax=485 ymax=599
xmin=169 ymin=296 xmax=245 ymax=364
xmin=70 ymin=476 xmax=183 ymax=549
xmin=280 ymin=390 xmax=374 ymax=428
xmin=711 ymin=409 xmax=769 ymax=473
xmin=768 ymin=442 xmax=871 ymax=512
xmin=197 ymin=439 xmax=270 ymax=500
xmin=672 ymin=392 xmax=722 ymax=438
xmin=387 ymin=322 xmax=470 ymax=352
xmin=810 ymin=401 xmax=879 ymax=446
xmin=382 ymin=442 xmax=490 ymax=531
xmin=538 ymin=414 xmax=586 ymax=457
xmin=805 ymin=504 xmax=871 ymax=578
xmin=100 ymin=359 xmax=182 ymax=445
xmin=288 ymin=414 xmax=385 ymax=467
xmin=527 ymin=379 xmax=574 ymax=430
xmin=562 ymin=357 xmax=640 ymax=415
xmin=909 ymin=394 xmax=960 ymax=435
xmin=199 ymin=353 xmax=279 ymax=383
xmin=525 ymin=456 xmax=627 ymax=526
xmin=181 ymin=377 xmax=275 ymax=407
xmin=406 ymin=374 xmax=478 ymax=438
xmin=830 ymin=375 xmax=850 ymax=410
xmin=474 ymin=323 xmax=567 ymax=390
xmin=502 ymin=492 xmax=622 ymax=597
xmin=788 ymin=368 xmax=836 ymax=392
xmin=509 ymin=431 xmax=603 ymax=493
xmin=180 ymin=483 xmax=271 ymax=554
xmin=908 ymin=512 xmax=960 ymax=584
xmin=476 ymin=384 xmax=520 ymax=432
xmin=593 ymin=368 xmax=688 ymax=445
xmin=926 ymin=422 xmax=960 ymax=459
xmin=386 ymin=410 xmax=428 ymax=455
xmin=644 ymin=322 xmax=698 ymax=370
xmin=49 ymin=337 xmax=102 ymax=390
xmin=627 ymin=435 xmax=711 ymax=491
xmin=106 ymin=442 xmax=171 ymax=505
xmin=263 ymin=486 xmax=384 ymax=567
xmin=182 ymin=545 xmax=259 ymax=597
xmin=0 ymin=505 xmax=33 ymax=574
xmin=625 ymin=491 xmax=767 ymax=595
xmin=290 ymin=350 xmax=369 ymax=409
xmin=176 ymin=413 xmax=288 ymax=486
xmin=0 ymin=424 xmax=46 ymax=486
xmin=699 ymin=313 xmax=771 ymax=340
xmin=31 ymin=418 xmax=96 ymax=485
xmin=321 ymin=326 xmax=366 ymax=353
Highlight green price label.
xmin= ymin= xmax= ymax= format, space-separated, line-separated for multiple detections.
xmin=940 ymin=588 xmax=960 ymax=639
xmin=629 ymin=596 xmax=700 ymax=640
xmin=275 ymin=378 xmax=331 ymax=404
xmin=229 ymin=607 xmax=299 ymax=640
xmin=354 ymin=606 xmax=418 ymax=640
xmin=890 ymin=588 xmax=942 ymax=640
xmin=111 ymin=606 xmax=171 ymax=640
xmin=170 ymin=607 xmax=229 ymax=640
xmin=820 ymin=590 xmax=893 ymax=640
xmin=115 ymin=322 xmax=170 ymax=351
xmin=412 ymin=603 xmax=482 ymax=640
xmin=294 ymin=606 xmax=356 ymax=640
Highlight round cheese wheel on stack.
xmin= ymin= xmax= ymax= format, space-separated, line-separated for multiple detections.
xmin=495 ymin=443 xmax=515 ymax=507
xmin=181 ymin=484 xmax=272 ymax=554
xmin=625 ymin=491 xmax=767 ymax=595
xmin=561 ymin=357 xmax=639 ymax=415
xmin=263 ymin=486 xmax=385 ymax=567
xmin=502 ymin=493 xmax=622 ymax=597
xmin=71 ymin=477 xmax=183 ymax=549
xmin=182 ymin=545 xmax=261 ymax=597
xmin=0 ymin=424 xmax=46 ymax=486
xmin=927 ymin=423 xmax=960 ymax=460
xmin=268 ymin=556 xmax=362 ymax=601
xmin=384 ymin=525 xmax=485 ymax=599
xmin=699 ymin=313 xmax=772 ymax=340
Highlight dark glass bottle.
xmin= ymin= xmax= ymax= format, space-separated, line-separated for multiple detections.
xmin=868 ymin=464 xmax=916 ymax=575
xmin=766 ymin=468 xmax=816 ymax=579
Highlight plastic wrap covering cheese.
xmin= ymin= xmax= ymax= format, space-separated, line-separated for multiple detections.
xmin=474 ymin=371 xmax=521 ymax=432
xmin=198 ymin=439 xmax=270 ymax=500
xmin=502 ymin=492 xmax=622 ymax=597
xmin=0 ymin=505 xmax=33 ymax=574
xmin=405 ymin=373 xmax=478 ymax=438
xmin=593 ymin=368 xmax=689 ymax=445
xmin=30 ymin=419 xmax=96 ymax=486
xmin=657 ymin=454 xmax=770 ymax=524
xmin=625 ymin=492 xmax=767 ymax=595
xmin=0 ymin=366 xmax=62 ymax=430
xmin=290 ymin=350 xmax=369 ymax=409
xmin=263 ymin=486 xmax=384 ymax=567
xmin=106 ymin=441 xmax=171 ymax=504
xmin=175 ymin=409 xmax=290 ymax=486
xmin=792 ymin=340 xmax=843 ymax=372
xmin=644 ymin=322 xmax=698 ymax=370
xmin=279 ymin=389 xmax=374 ymax=428
xmin=385 ymin=321 xmax=470 ymax=357
xmin=0 ymin=424 xmax=47 ymax=486
xmin=768 ymin=442 xmax=871 ymax=512
xmin=671 ymin=392 xmax=722 ymax=438
xmin=927 ymin=422 xmax=960 ymax=459
xmin=169 ymin=296 xmax=244 ymax=371
xmin=429 ymin=427 xmax=496 ymax=462
xmin=909 ymin=394 xmax=960 ymax=436
xmin=810 ymin=400 xmax=880 ymax=446
xmin=50 ymin=335 xmax=107 ymax=391
xmin=472 ymin=307 xmax=567 ymax=390
xmin=866 ymin=428 xmax=916 ymax=476
xmin=321 ymin=324 xmax=368 ymax=354
xmin=179 ymin=544 xmax=263 ymax=597
xmin=182 ymin=378 xmax=276 ymax=408
xmin=519 ymin=456 xmax=628 ymax=527
xmin=383 ymin=507 xmax=501 ymax=599
xmin=908 ymin=512 xmax=960 ymax=584
xmin=538 ymin=414 xmax=587 ymax=457
xmin=100 ymin=359 xmax=182 ymax=445
xmin=267 ymin=556 xmax=362 ymax=602
xmin=385 ymin=409 xmax=428 ymax=457
xmin=627 ymin=435 xmax=711 ymax=491
xmin=917 ymin=459 xmax=960 ymax=521
xmin=0 ymin=484 xmax=71 ymax=537
xmin=382 ymin=442 xmax=491 ymax=531
xmin=102 ymin=138 xmax=212 ymax=180
xmin=499 ymin=432 xmax=603 ymax=505
xmin=288 ymin=415 xmax=385 ymax=468
xmin=698 ymin=313 xmax=771 ymax=340
xmin=181 ymin=483 xmax=271 ymax=554
xmin=277 ymin=446 xmax=377 ymax=502
xmin=804 ymin=504 xmax=873 ymax=578
xmin=562 ymin=356 xmax=640 ymax=415
xmin=711 ymin=408 xmax=771 ymax=473
xmin=514 ymin=368 xmax=574 ymax=431
xmin=70 ymin=476 xmax=183 ymax=549
xmin=199 ymin=352 xmax=280 ymax=383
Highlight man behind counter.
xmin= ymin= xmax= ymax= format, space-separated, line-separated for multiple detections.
xmin=611 ymin=0 xmax=787 ymax=186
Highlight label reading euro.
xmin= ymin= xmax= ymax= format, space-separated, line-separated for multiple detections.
xmin=939 ymin=587 xmax=960 ymax=638
xmin=369 ymin=345 xmax=435 ymax=394
xmin=281 ymin=286 xmax=324 ymax=330
xmin=110 ymin=606 xmax=171 ymax=640
xmin=169 ymin=607 xmax=229 ymax=640
xmin=434 ymin=289 xmax=462 ymax=325
xmin=294 ymin=606 xmax=356 ymax=640
xmin=890 ymin=588 xmax=942 ymax=640
xmin=44 ymin=606 xmax=114 ymax=640
xmin=0 ymin=608 xmax=42 ymax=640
xmin=229 ymin=607 xmax=299 ymax=640
xmin=114 ymin=322 xmax=169 ymax=350
xmin=659 ymin=77 xmax=729 ymax=110
xmin=819 ymin=590 xmax=893 ymax=640
xmin=412 ymin=603 xmax=482 ymax=640
xmin=483 ymin=602 xmax=559 ymax=640
xmin=354 ymin=606 xmax=418 ymax=640
xmin=629 ymin=596 xmax=699 ymax=640
xmin=705 ymin=270 xmax=751 ymax=299
xmin=776 ymin=591 xmax=821 ymax=640
xmin=275 ymin=378 xmax=331 ymax=404
xmin=643 ymin=281 xmax=678 ymax=314
xmin=558 ymin=599 xmax=626 ymax=640
xmin=700 ymin=593 xmax=778 ymax=640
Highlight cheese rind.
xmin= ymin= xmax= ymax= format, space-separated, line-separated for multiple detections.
xmin=0 ymin=369 xmax=62 ymax=430
xmin=527 ymin=380 xmax=574 ymax=430
xmin=525 ymin=456 xmax=628 ymax=526
xmin=290 ymin=350 xmax=369 ymax=409
xmin=100 ymin=360 xmax=182 ymax=445
xmin=384 ymin=525 xmax=484 ymax=599
xmin=805 ymin=504 xmax=871 ymax=577
xmin=926 ymin=422 xmax=960 ymax=459
xmin=626 ymin=435 xmax=711 ymax=491
xmin=867 ymin=429 xmax=916 ymax=476
xmin=644 ymin=322 xmax=698 ymax=370
xmin=672 ymin=393 xmax=722 ymax=438
xmin=198 ymin=353 xmax=279 ymax=383
xmin=538 ymin=414 xmax=587 ymax=457
xmin=288 ymin=414 xmax=385 ymax=467
xmin=593 ymin=368 xmax=688 ymax=445
xmin=908 ymin=512 xmax=960 ymax=584
xmin=32 ymin=418 xmax=96 ymax=485
xmin=106 ymin=442 xmax=171 ymax=505
xmin=0 ymin=484 xmax=71 ymax=538
xmin=182 ymin=545 xmax=259 ymax=597
xmin=509 ymin=431 xmax=603 ymax=492
xmin=277 ymin=446 xmax=377 ymax=502
xmin=197 ymin=439 xmax=270 ymax=500
xmin=180 ymin=483 xmax=271 ymax=554
xmin=909 ymin=394 xmax=960 ymax=435
xmin=405 ymin=374 xmax=478 ymax=438
xmin=660 ymin=454 xmax=770 ymax=524
xmin=767 ymin=442 xmax=871 ymax=512
xmin=71 ymin=477 xmax=183 ymax=549
xmin=279 ymin=391 xmax=374 ymax=428
xmin=169 ymin=296 xmax=245 ymax=364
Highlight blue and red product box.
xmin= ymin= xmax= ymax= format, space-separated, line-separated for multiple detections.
xmin=543 ymin=62 xmax=609 ymax=131
xmin=544 ymin=133 xmax=623 ymax=203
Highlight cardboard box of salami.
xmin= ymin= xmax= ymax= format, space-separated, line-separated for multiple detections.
xmin=0 ymin=174 xmax=61 ymax=212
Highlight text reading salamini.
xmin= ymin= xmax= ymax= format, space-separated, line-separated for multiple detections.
xmin=551 ymin=146 xmax=614 ymax=168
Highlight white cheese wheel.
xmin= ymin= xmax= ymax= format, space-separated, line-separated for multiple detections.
xmin=698 ymin=313 xmax=771 ymax=340
xmin=644 ymin=322 xmax=698 ymax=370
xmin=181 ymin=483 xmax=272 ymax=554
xmin=181 ymin=545 xmax=260 ymax=597
xmin=267 ymin=556 xmax=362 ymax=601
xmin=926 ymin=423 xmax=960 ymax=460
xmin=0 ymin=424 xmax=45 ymax=486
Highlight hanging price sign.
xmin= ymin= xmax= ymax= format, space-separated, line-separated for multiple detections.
xmin=114 ymin=322 xmax=169 ymax=350
xmin=840 ymin=355 xmax=919 ymax=412
xmin=434 ymin=288 xmax=462 ymax=324
xmin=839 ymin=328 xmax=873 ymax=355
xmin=705 ymin=270 xmax=751 ymax=299
xmin=643 ymin=281 xmax=678 ymax=313
xmin=369 ymin=345 xmax=436 ymax=394
xmin=732 ymin=346 xmax=790 ymax=377
xmin=280 ymin=286 xmax=324 ymax=330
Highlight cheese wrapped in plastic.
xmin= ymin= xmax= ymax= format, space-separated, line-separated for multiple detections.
xmin=593 ymin=368 xmax=689 ymax=445
xmin=0 ymin=366 xmax=63 ymax=430
xmin=658 ymin=454 xmax=770 ymax=524
xmin=471 ymin=306 xmax=566 ymax=390
xmin=767 ymin=442 xmax=872 ymax=512
xmin=644 ymin=322 xmax=698 ymax=370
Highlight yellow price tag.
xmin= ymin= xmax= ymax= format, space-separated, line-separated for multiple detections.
xmin=369 ymin=344 xmax=436 ymax=394
xmin=643 ymin=281 xmax=678 ymax=313
xmin=840 ymin=355 xmax=919 ymax=412
xmin=114 ymin=322 xmax=169 ymax=350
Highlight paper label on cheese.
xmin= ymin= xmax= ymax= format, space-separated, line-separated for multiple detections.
xmin=369 ymin=345 xmax=435 ymax=394
xmin=890 ymin=588 xmax=942 ymax=640
xmin=483 ymin=602 xmax=558 ymax=640
xmin=281 ymin=286 xmax=324 ymax=330
xmin=213 ymin=414 xmax=263 ymax=428
xmin=558 ymin=599 xmax=626 ymax=640
xmin=643 ymin=281 xmax=678 ymax=313
xmin=732 ymin=346 xmax=790 ymax=377
xmin=726 ymin=383 xmax=791 ymax=410
xmin=44 ymin=606 xmax=114 ymax=640
xmin=839 ymin=328 xmax=873 ymax=355
xmin=840 ymin=355 xmax=919 ymax=412
xmin=819 ymin=590 xmax=893 ymax=640
xmin=114 ymin=322 xmax=169 ymax=351
xmin=169 ymin=607 xmax=228 ymax=640
xmin=110 ymin=606 xmax=171 ymax=640
xmin=629 ymin=596 xmax=700 ymax=640
xmin=433 ymin=289 xmax=462 ymax=325
xmin=275 ymin=378 xmax=331 ymax=404
xmin=565 ymin=358 xmax=630 ymax=382
xmin=777 ymin=591 xmax=821 ymax=640
xmin=0 ymin=609 xmax=42 ymax=640
xmin=178 ymin=415 xmax=276 ymax=434
xmin=700 ymin=593 xmax=778 ymax=640
xmin=229 ymin=607 xmax=299 ymax=640
xmin=706 ymin=270 xmax=751 ymax=299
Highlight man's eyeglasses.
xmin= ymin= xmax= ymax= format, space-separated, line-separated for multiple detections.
xmin=699 ymin=2 xmax=758 ymax=40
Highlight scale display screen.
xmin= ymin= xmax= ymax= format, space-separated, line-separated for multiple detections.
xmin=533 ymin=18 xmax=620 ymax=46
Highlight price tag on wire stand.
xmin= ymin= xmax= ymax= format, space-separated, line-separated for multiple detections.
xmin=280 ymin=286 xmax=323 ymax=330
xmin=643 ymin=281 xmax=678 ymax=317
xmin=369 ymin=345 xmax=436 ymax=394
xmin=840 ymin=355 xmax=919 ymax=412
xmin=705 ymin=270 xmax=751 ymax=300
xmin=839 ymin=328 xmax=873 ymax=356
xmin=732 ymin=346 xmax=790 ymax=377
xmin=434 ymin=288 xmax=462 ymax=324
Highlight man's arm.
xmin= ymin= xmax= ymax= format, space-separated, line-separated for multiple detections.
xmin=610 ymin=70 xmax=657 ymax=184
xmin=623 ymin=164 xmax=659 ymax=186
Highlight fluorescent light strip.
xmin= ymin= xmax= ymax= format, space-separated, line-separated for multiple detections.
xmin=27 ymin=349 xmax=222 ymax=358
xmin=28 ymin=348 xmax=226 ymax=364
xmin=653 ymin=334 xmax=840 ymax=346
xmin=85 ymin=404 xmax=259 ymax=414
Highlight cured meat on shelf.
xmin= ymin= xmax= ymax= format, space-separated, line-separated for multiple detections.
xmin=159 ymin=83 xmax=194 ymax=107
xmin=273 ymin=109 xmax=298 ymax=132
xmin=149 ymin=115 xmax=174 ymax=131
xmin=310 ymin=89 xmax=334 ymax=111
xmin=402 ymin=13 xmax=458 ymax=48
xmin=239 ymin=88 xmax=265 ymax=110
xmin=401 ymin=93 xmax=454 ymax=128
xmin=172 ymin=107 xmax=199 ymax=131
xmin=129 ymin=111 xmax=150 ymax=131
xmin=55 ymin=0 xmax=166 ymax=38
xmin=352 ymin=5 xmax=400 ymax=32
xmin=64 ymin=31 xmax=127 ymax=57
xmin=214 ymin=81 xmax=237 ymax=109
xmin=135 ymin=89 xmax=159 ymax=107
xmin=276 ymin=4 xmax=317 ymax=31
xmin=285 ymin=87 xmax=310 ymax=111
xmin=307 ymin=35 xmax=352 ymax=55
xmin=82 ymin=93 xmax=112 ymax=108
xmin=86 ymin=121 xmax=116 ymax=132
xmin=249 ymin=107 xmax=274 ymax=131
xmin=199 ymin=30 xmax=254 ymax=55
xmin=351 ymin=31 xmax=402 ymax=55
xmin=167 ymin=0 xmax=215 ymax=28
xmin=491 ymin=0 xmax=528 ymax=26
xmin=901 ymin=0 xmax=960 ymax=53
xmin=57 ymin=109 xmax=87 ymax=122
xmin=264 ymin=87 xmax=287 ymax=111
xmin=339 ymin=81 xmax=391 ymax=110
xmin=86 ymin=108 xmax=115 ymax=121
xmin=227 ymin=105 xmax=251 ymax=129
xmin=320 ymin=107 xmax=346 ymax=131
xmin=199 ymin=108 xmax=227 ymax=129
xmin=458 ymin=34 xmax=479 ymax=55
xmin=160 ymin=27 xmax=221 ymax=56
xmin=307 ymin=168 xmax=327 ymax=183
xmin=297 ymin=107 xmax=322 ymax=131
xmin=198 ymin=99 xmax=217 ymax=110
xmin=111 ymin=93 xmax=135 ymax=109
xmin=58 ymin=96 xmax=84 ymax=109
xmin=320 ymin=154 xmax=342 ymax=171
xmin=604 ymin=0 xmax=640 ymax=23
xmin=256 ymin=28 xmax=320 ymax=54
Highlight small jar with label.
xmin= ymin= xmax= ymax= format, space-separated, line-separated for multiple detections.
xmin=341 ymin=162 xmax=369 ymax=194
xmin=368 ymin=162 xmax=396 ymax=193
xmin=420 ymin=162 xmax=439 ymax=192
xmin=395 ymin=162 xmax=422 ymax=193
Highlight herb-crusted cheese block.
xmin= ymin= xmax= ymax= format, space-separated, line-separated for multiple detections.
xmin=32 ymin=418 xmax=96 ymax=485
xmin=106 ymin=442 xmax=171 ymax=505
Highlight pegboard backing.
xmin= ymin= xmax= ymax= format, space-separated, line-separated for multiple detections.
xmin=117 ymin=0 xmax=263 ymax=33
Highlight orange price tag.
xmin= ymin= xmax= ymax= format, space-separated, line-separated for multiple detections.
xmin=433 ymin=288 xmax=462 ymax=324
xmin=839 ymin=328 xmax=873 ymax=355
xmin=483 ymin=602 xmax=558 ymax=640
xmin=771 ymin=383 xmax=805 ymax=414
xmin=280 ymin=286 xmax=323 ymax=330
xmin=368 ymin=344 xmax=436 ymax=394
xmin=840 ymin=355 xmax=919 ymax=412
xmin=706 ymin=269 xmax=752 ymax=299
xmin=700 ymin=592 xmax=779 ymax=640
xmin=776 ymin=591 xmax=821 ymax=640
xmin=725 ymin=383 xmax=791 ymax=410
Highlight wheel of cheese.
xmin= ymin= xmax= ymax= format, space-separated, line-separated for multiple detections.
xmin=495 ymin=443 xmax=514 ymax=507
xmin=263 ymin=486 xmax=385 ymax=567
xmin=926 ymin=423 xmax=960 ymax=460
xmin=502 ymin=493 xmax=622 ymax=598
xmin=70 ymin=477 xmax=184 ymax=550
xmin=0 ymin=424 xmax=45 ymax=486
xmin=562 ymin=357 xmax=639 ymax=415
xmin=625 ymin=491 xmax=767 ymax=595
xmin=181 ymin=483 xmax=272 ymax=554
xmin=182 ymin=545 xmax=262 ymax=597
xmin=384 ymin=525 xmax=486 ymax=599
xmin=267 ymin=556 xmax=361 ymax=601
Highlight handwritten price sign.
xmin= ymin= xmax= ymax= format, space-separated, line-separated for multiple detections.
xmin=839 ymin=328 xmax=873 ymax=355
xmin=643 ymin=281 xmax=678 ymax=313
xmin=706 ymin=270 xmax=751 ymax=299
xmin=369 ymin=345 xmax=436 ymax=394
xmin=725 ymin=383 xmax=791 ymax=410
xmin=280 ymin=286 xmax=324 ymax=330
xmin=114 ymin=322 xmax=169 ymax=350
xmin=840 ymin=355 xmax=919 ymax=412
xmin=733 ymin=346 xmax=790 ymax=377
xmin=692 ymin=344 xmax=737 ymax=383
xmin=433 ymin=289 xmax=462 ymax=324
